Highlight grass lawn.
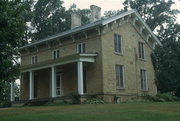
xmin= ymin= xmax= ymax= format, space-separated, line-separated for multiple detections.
xmin=0 ymin=102 xmax=180 ymax=121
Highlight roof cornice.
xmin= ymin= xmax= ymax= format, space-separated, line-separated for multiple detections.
xmin=19 ymin=9 xmax=162 ymax=50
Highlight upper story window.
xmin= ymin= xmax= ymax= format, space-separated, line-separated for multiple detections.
xmin=116 ymin=64 xmax=125 ymax=89
xmin=31 ymin=55 xmax=37 ymax=64
xmin=114 ymin=34 xmax=122 ymax=54
xmin=77 ymin=43 xmax=86 ymax=53
xmin=52 ymin=49 xmax=60 ymax=59
xmin=140 ymin=69 xmax=148 ymax=91
xmin=138 ymin=42 xmax=145 ymax=59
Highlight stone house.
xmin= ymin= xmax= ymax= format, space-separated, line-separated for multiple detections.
xmin=10 ymin=5 xmax=161 ymax=102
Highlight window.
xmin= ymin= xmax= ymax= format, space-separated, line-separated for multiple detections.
xmin=116 ymin=65 xmax=124 ymax=88
xmin=140 ymin=69 xmax=148 ymax=91
xmin=77 ymin=43 xmax=86 ymax=53
xmin=31 ymin=55 xmax=37 ymax=64
xmin=114 ymin=34 xmax=122 ymax=54
xmin=138 ymin=42 xmax=145 ymax=59
xmin=52 ymin=50 xmax=60 ymax=59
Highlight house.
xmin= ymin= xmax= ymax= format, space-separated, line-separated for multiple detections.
xmin=10 ymin=5 xmax=161 ymax=102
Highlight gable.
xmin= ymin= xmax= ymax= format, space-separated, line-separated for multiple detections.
xmin=100 ymin=10 xmax=161 ymax=49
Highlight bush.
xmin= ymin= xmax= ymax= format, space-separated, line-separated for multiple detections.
xmin=71 ymin=92 xmax=81 ymax=104
xmin=83 ymin=98 xmax=105 ymax=104
xmin=157 ymin=93 xmax=179 ymax=102
xmin=143 ymin=93 xmax=180 ymax=102
xmin=0 ymin=101 xmax=12 ymax=108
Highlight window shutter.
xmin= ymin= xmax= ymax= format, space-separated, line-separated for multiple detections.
xmin=114 ymin=34 xmax=118 ymax=52
xmin=57 ymin=50 xmax=59 ymax=58
xmin=82 ymin=43 xmax=86 ymax=53
xmin=35 ymin=56 xmax=37 ymax=64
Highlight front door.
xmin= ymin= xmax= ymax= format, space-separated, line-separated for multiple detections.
xmin=56 ymin=73 xmax=62 ymax=96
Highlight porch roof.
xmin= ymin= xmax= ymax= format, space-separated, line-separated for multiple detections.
xmin=21 ymin=53 xmax=97 ymax=73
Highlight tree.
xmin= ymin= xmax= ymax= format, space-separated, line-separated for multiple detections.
xmin=0 ymin=0 xmax=25 ymax=101
xmin=21 ymin=0 xmax=34 ymax=43
xmin=30 ymin=0 xmax=67 ymax=41
xmin=104 ymin=10 xmax=124 ymax=18
xmin=0 ymin=81 xmax=10 ymax=101
xmin=153 ymin=23 xmax=180 ymax=96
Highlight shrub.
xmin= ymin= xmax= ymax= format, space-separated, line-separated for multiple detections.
xmin=143 ymin=93 xmax=179 ymax=102
xmin=157 ymin=93 xmax=179 ymax=102
xmin=0 ymin=101 xmax=12 ymax=108
xmin=83 ymin=98 xmax=105 ymax=104
xmin=71 ymin=92 xmax=81 ymax=104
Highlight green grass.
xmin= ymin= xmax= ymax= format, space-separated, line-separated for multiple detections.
xmin=0 ymin=102 xmax=180 ymax=121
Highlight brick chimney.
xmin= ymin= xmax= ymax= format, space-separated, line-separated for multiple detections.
xmin=90 ymin=5 xmax=101 ymax=22
xmin=71 ymin=13 xmax=82 ymax=29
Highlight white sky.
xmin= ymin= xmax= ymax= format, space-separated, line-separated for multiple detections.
xmin=63 ymin=0 xmax=180 ymax=23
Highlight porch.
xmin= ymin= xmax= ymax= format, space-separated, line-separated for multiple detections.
xmin=10 ymin=53 xmax=98 ymax=101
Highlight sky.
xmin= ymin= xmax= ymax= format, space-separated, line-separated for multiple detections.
xmin=63 ymin=0 xmax=180 ymax=23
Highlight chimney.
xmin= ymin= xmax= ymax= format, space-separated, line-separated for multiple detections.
xmin=90 ymin=5 xmax=101 ymax=22
xmin=71 ymin=13 xmax=81 ymax=29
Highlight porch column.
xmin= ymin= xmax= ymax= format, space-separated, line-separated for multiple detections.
xmin=77 ymin=61 xmax=84 ymax=95
xmin=51 ymin=66 xmax=56 ymax=98
xmin=29 ymin=71 xmax=34 ymax=100
xmin=10 ymin=81 xmax=15 ymax=102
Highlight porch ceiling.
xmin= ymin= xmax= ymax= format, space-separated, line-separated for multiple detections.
xmin=21 ymin=53 xmax=98 ymax=73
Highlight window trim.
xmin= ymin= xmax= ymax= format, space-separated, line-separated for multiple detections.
xmin=140 ymin=69 xmax=148 ymax=91
xmin=52 ymin=49 xmax=60 ymax=60
xmin=116 ymin=64 xmax=125 ymax=89
xmin=31 ymin=55 xmax=37 ymax=64
xmin=114 ymin=33 xmax=123 ymax=54
xmin=138 ymin=42 xmax=145 ymax=60
xmin=77 ymin=42 xmax=86 ymax=53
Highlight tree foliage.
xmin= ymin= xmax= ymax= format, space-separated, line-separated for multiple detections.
xmin=0 ymin=0 xmax=25 ymax=101
xmin=153 ymin=24 xmax=180 ymax=96
xmin=0 ymin=0 xmax=24 ymax=82
xmin=104 ymin=10 xmax=124 ymax=18
xmin=123 ymin=0 xmax=179 ymax=31
xmin=0 ymin=81 xmax=10 ymax=101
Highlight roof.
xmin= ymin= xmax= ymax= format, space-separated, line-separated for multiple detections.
xmin=19 ymin=10 xmax=161 ymax=50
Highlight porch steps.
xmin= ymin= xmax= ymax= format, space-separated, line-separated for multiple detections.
xmin=12 ymin=102 xmax=26 ymax=107
xmin=24 ymin=98 xmax=52 ymax=106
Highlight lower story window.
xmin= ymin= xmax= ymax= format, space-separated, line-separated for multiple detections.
xmin=116 ymin=65 xmax=124 ymax=88
xmin=140 ymin=69 xmax=148 ymax=91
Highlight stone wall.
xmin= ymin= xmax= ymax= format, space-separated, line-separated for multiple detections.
xmin=20 ymin=72 xmax=29 ymax=100
xmin=101 ymin=21 xmax=157 ymax=101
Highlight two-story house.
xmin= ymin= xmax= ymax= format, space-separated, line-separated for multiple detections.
xmin=10 ymin=5 xmax=161 ymax=102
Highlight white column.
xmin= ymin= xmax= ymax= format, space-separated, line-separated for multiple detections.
xmin=10 ymin=81 xmax=15 ymax=102
xmin=51 ymin=66 xmax=56 ymax=98
xmin=77 ymin=61 xmax=84 ymax=95
xmin=29 ymin=71 xmax=34 ymax=100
